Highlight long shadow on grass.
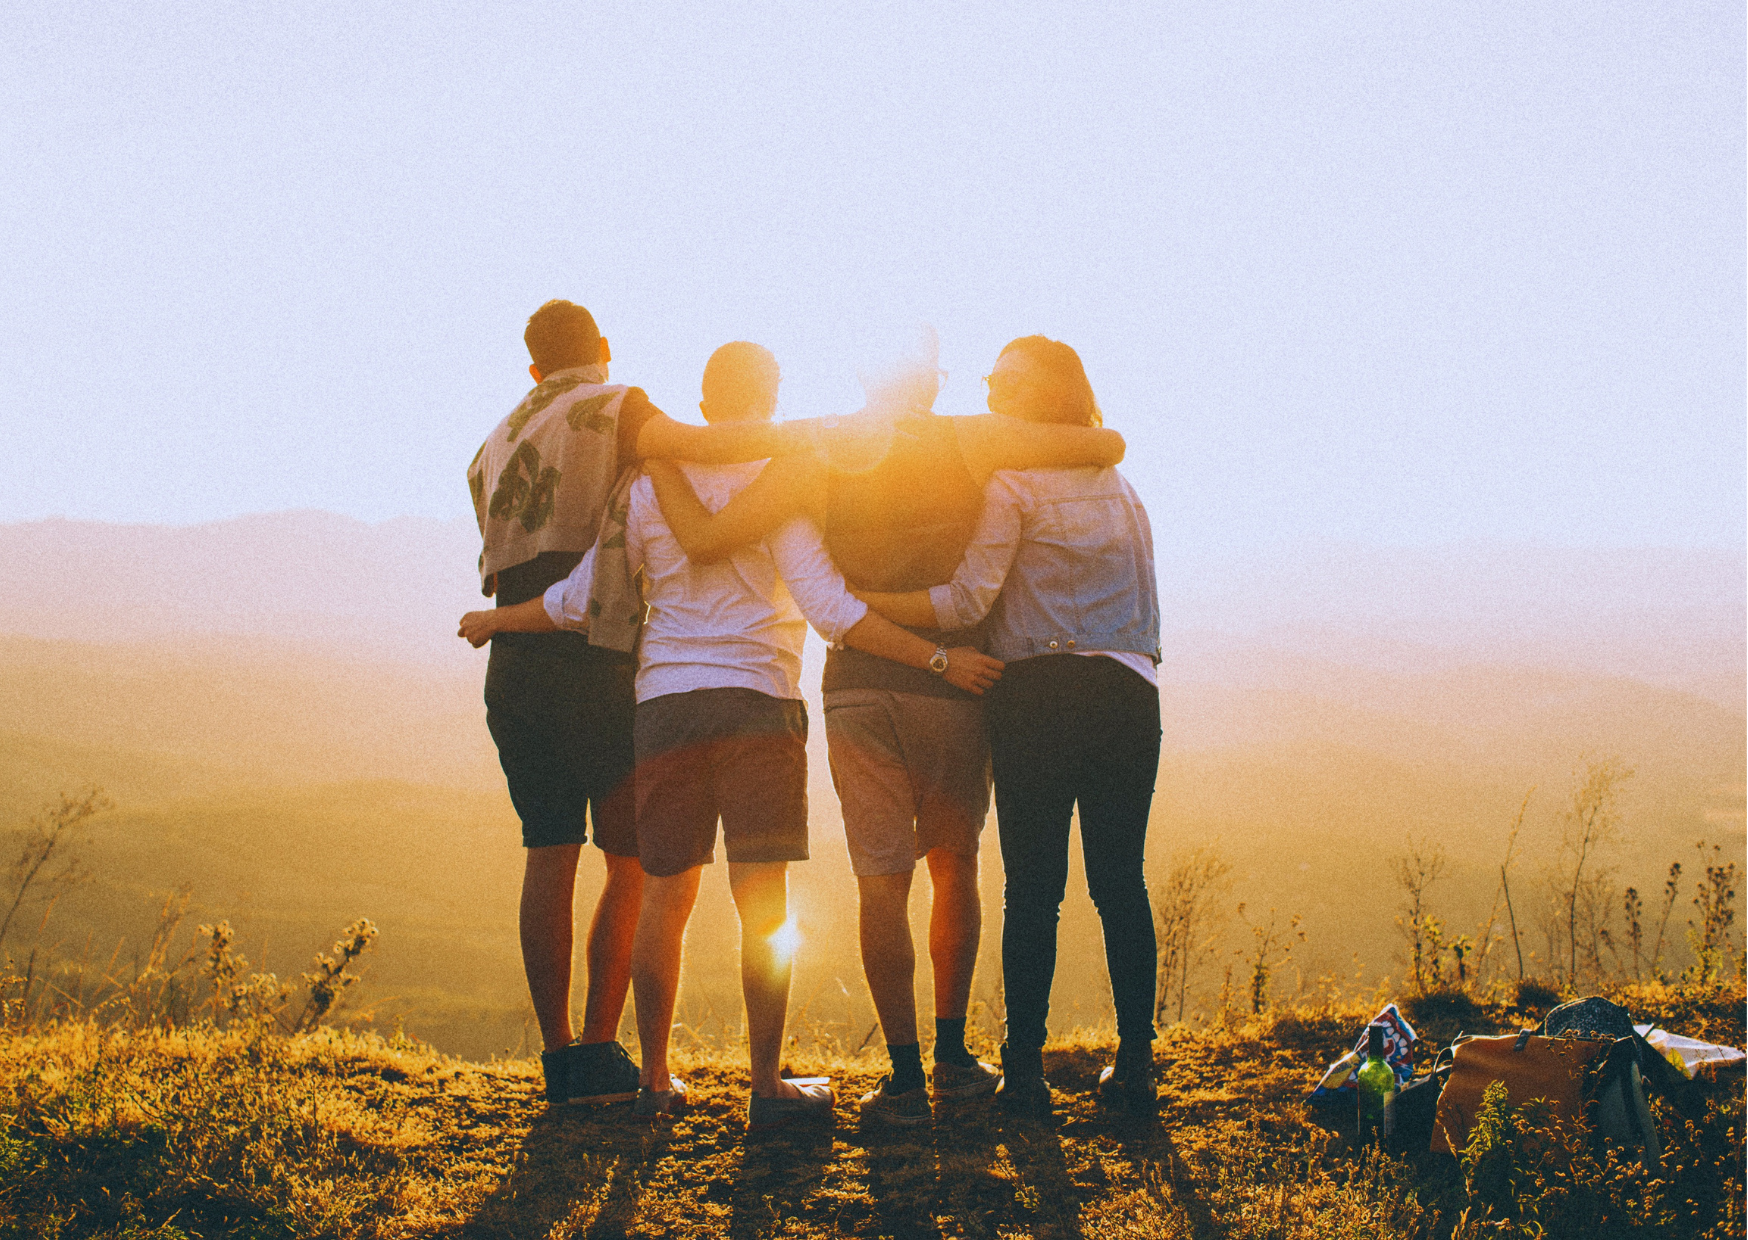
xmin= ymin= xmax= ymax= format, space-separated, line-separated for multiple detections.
xmin=856 ymin=1100 xmax=1006 ymax=1239
xmin=725 ymin=1118 xmax=838 ymax=1237
xmin=996 ymin=1111 xmax=1087 ymax=1240
xmin=1110 ymin=1121 xmax=1221 ymax=1240
xmin=461 ymin=1106 xmax=658 ymax=1239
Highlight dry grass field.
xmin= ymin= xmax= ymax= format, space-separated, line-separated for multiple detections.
xmin=0 ymin=982 xmax=1739 ymax=1240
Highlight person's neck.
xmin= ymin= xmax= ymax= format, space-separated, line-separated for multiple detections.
xmin=542 ymin=360 xmax=607 ymax=382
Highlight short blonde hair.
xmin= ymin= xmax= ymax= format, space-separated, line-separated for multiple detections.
xmin=702 ymin=342 xmax=780 ymax=421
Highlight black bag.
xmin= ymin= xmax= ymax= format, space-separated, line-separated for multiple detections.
xmin=1387 ymin=1062 xmax=1450 ymax=1153
xmin=1541 ymin=995 xmax=1634 ymax=1041
xmin=1542 ymin=994 xmax=1691 ymax=1117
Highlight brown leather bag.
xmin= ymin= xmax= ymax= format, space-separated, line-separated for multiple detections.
xmin=1431 ymin=1030 xmax=1613 ymax=1154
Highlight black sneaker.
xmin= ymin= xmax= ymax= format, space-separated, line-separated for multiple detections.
xmin=996 ymin=1045 xmax=1051 ymax=1117
xmin=996 ymin=1072 xmax=1053 ymax=1117
xmin=1097 ymin=1045 xmax=1158 ymax=1118
xmin=541 ymin=1040 xmax=640 ymax=1106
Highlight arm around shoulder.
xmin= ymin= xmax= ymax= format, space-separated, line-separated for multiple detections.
xmin=636 ymin=412 xmax=821 ymax=465
xmin=648 ymin=455 xmax=818 ymax=563
xmin=955 ymin=414 xmax=1125 ymax=481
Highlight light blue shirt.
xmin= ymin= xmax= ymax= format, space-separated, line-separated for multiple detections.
xmin=928 ymin=466 xmax=1161 ymax=669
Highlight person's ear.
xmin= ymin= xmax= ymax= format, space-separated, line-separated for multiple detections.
xmin=599 ymin=337 xmax=611 ymax=365
xmin=529 ymin=363 xmax=543 ymax=383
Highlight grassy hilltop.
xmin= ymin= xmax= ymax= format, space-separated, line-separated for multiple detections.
xmin=0 ymin=526 xmax=1740 ymax=1235
xmin=0 ymin=982 xmax=1740 ymax=1240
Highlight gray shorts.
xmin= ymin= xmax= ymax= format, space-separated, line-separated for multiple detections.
xmin=823 ymin=689 xmax=991 ymax=877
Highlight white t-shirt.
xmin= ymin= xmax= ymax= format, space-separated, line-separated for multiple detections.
xmin=1079 ymin=649 xmax=1158 ymax=687
xmin=546 ymin=463 xmax=868 ymax=704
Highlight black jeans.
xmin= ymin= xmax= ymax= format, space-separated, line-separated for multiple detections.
xmin=986 ymin=654 xmax=1161 ymax=1052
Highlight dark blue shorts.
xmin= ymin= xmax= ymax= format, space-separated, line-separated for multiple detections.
xmin=484 ymin=631 xmax=637 ymax=853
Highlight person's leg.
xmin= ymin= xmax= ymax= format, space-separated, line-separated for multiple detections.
xmin=986 ymin=664 xmax=1079 ymax=1063
xmin=825 ymin=691 xmax=926 ymax=1077
xmin=1075 ymin=662 xmax=1163 ymax=1052
xmin=576 ymin=649 xmax=642 ymax=1045
xmin=729 ymin=860 xmax=802 ymax=1098
xmin=712 ymin=690 xmax=826 ymax=1119
xmin=857 ymin=869 xmax=920 ymax=1057
xmin=487 ymin=636 xmax=595 ymax=1054
xmin=994 ymin=787 xmax=1075 ymax=1061
xmin=924 ymin=847 xmax=981 ymax=1023
xmin=578 ymin=852 xmax=644 ymax=1043
xmin=630 ymin=690 xmax=728 ymax=1092
xmin=630 ymin=865 xmax=703 ymax=1091
xmin=520 ymin=843 xmax=584 ymax=1050
xmin=898 ymin=693 xmax=993 ymax=1072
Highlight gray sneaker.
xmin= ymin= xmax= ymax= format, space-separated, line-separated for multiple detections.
xmin=747 ymin=1080 xmax=835 ymax=1131
xmin=541 ymin=1040 xmax=640 ymax=1106
xmin=858 ymin=1076 xmax=933 ymax=1126
xmin=632 ymin=1076 xmax=689 ymax=1118
xmin=931 ymin=1059 xmax=1002 ymax=1101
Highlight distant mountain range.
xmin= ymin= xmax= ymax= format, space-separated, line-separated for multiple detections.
xmin=0 ymin=511 xmax=1738 ymax=1055
xmin=1 ymin=511 xmax=1740 ymax=705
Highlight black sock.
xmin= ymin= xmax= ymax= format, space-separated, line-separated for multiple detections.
xmin=934 ymin=1017 xmax=975 ymax=1066
xmin=888 ymin=1042 xmax=926 ymax=1094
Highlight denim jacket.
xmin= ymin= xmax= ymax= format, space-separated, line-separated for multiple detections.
xmin=927 ymin=466 xmax=1161 ymax=664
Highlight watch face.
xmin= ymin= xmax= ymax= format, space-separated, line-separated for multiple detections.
xmin=929 ymin=649 xmax=950 ymax=674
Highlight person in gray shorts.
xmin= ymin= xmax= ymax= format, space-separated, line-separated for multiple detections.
xmin=514 ymin=342 xmax=1003 ymax=1129
xmin=824 ymin=691 xmax=988 ymax=878
xmin=646 ymin=331 xmax=1127 ymax=1125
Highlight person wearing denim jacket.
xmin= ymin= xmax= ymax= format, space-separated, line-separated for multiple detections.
xmin=856 ymin=335 xmax=1163 ymax=1118
xmin=925 ymin=466 xmax=1161 ymax=669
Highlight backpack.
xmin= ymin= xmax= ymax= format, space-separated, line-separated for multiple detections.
xmin=1430 ymin=1025 xmax=1659 ymax=1168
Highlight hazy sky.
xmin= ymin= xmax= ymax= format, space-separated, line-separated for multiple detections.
xmin=3 ymin=2 xmax=1741 ymax=551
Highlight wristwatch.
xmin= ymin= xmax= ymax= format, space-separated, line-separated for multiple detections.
xmin=928 ymin=646 xmax=950 ymax=676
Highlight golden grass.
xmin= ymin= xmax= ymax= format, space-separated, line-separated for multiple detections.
xmin=0 ymin=984 xmax=1740 ymax=1239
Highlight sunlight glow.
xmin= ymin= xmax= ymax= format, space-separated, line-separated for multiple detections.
xmin=768 ymin=917 xmax=802 ymax=963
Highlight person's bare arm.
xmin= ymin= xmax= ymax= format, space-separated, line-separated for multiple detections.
xmin=768 ymin=516 xmax=1004 ymax=696
xmin=840 ymin=613 xmax=1003 ymax=696
xmin=953 ymin=414 xmax=1125 ymax=485
xmin=851 ymin=588 xmax=941 ymax=630
xmin=647 ymin=455 xmax=820 ymax=564
xmin=458 ymin=596 xmax=559 ymax=647
xmin=636 ymin=413 xmax=820 ymax=464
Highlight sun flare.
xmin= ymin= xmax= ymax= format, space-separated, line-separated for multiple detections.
xmin=768 ymin=917 xmax=802 ymax=963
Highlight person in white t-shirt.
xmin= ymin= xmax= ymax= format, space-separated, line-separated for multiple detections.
xmin=476 ymin=342 xmax=1003 ymax=1130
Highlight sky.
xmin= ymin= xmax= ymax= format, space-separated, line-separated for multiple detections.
xmin=2 ymin=2 xmax=1742 ymax=552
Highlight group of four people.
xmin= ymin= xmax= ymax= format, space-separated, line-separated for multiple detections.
xmin=460 ymin=300 xmax=1163 ymax=1129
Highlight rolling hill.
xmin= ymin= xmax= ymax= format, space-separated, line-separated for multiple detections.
xmin=0 ymin=513 xmax=1739 ymax=1056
